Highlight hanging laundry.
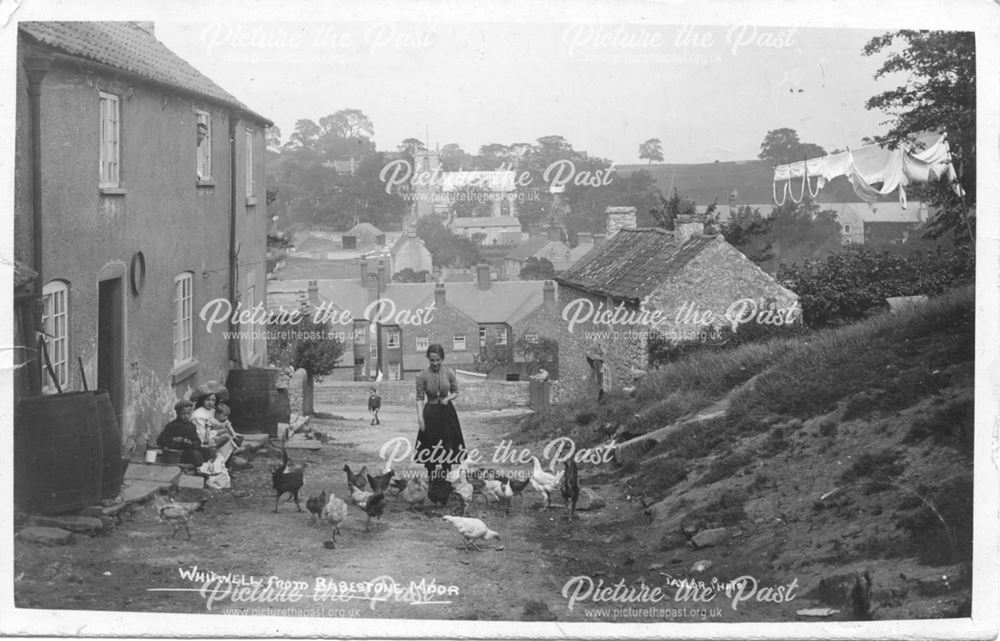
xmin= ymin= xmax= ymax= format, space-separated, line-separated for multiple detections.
xmin=771 ymin=133 xmax=963 ymax=206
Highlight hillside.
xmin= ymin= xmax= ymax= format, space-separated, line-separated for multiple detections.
xmin=513 ymin=286 xmax=974 ymax=621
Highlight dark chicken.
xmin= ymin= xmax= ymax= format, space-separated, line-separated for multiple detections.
xmin=366 ymin=469 xmax=395 ymax=495
xmin=272 ymin=449 xmax=304 ymax=512
xmin=343 ymin=464 xmax=368 ymax=491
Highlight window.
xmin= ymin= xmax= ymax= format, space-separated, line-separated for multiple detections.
xmin=369 ymin=345 xmax=378 ymax=359
xmin=479 ymin=326 xmax=486 ymax=347
xmin=196 ymin=110 xmax=212 ymax=180
xmin=353 ymin=322 xmax=367 ymax=344
xmin=524 ymin=333 xmax=538 ymax=343
xmin=387 ymin=329 xmax=400 ymax=348
xmin=843 ymin=224 xmax=852 ymax=234
xmin=245 ymin=128 xmax=255 ymax=198
xmin=415 ymin=336 xmax=429 ymax=352
xmin=496 ymin=328 xmax=507 ymax=346
xmin=173 ymin=273 xmax=193 ymax=365
xmin=41 ymin=281 xmax=69 ymax=392
xmin=390 ymin=362 xmax=402 ymax=381
xmin=99 ymin=92 xmax=120 ymax=187
xmin=453 ymin=335 xmax=466 ymax=351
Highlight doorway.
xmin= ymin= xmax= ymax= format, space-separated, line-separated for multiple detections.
xmin=97 ymin=276 xmax=124 ymax=430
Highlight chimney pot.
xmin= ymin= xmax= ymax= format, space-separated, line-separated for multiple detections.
xmin=543 ymin=280 xmax=556 ymax=304
xmin=307 ymin=280 xmax=319 ymax=307
xmin=434 ymin=282 xmax=447 ymax=305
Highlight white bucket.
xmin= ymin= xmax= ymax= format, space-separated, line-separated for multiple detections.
xmin=145 ymin=449 xmax=159 ymax=464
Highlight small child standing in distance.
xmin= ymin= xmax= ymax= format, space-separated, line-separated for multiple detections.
xmin=368 ymin=386 xmax=382 ymax=425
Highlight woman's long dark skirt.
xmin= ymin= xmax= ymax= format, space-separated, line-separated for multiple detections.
xmin=415 ymin=402 xmax=466 ymax=478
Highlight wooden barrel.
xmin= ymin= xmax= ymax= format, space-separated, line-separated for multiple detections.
xmin=92 ymin=390 xmax=123 ymax=500
xmin=15 ymin=392 xmax=104 ymax=514
xmin=226 ymin=368 xmax=280 ymax=436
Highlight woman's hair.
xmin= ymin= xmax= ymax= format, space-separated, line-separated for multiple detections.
xmin=194 ymin=393 xmax=216 ymax=408
xmin=426 ymin=343 xmax=445 ymax=359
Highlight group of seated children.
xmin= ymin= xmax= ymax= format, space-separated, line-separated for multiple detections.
xmin=157 ymin=389 xmax=243 ymax=469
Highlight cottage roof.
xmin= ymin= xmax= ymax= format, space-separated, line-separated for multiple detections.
xmin=505 ymin=236 xmax=551 ymax=261
xmin=451 ymin=216 xmax=521 ymax=228
xmin=295 ymin=236 xmax=341 ymax=253
xmin=19 ymin=22 xmax=272 ymax=125
xmin=837 ymin=201 xmax=927 ymax=224
xmin=445 ymin=281 xmax=547 ymax=324
xmin=345 ymin=222 xmax=384 ymax=237
xmin=556 ymin=228 xmax=717 ymax=302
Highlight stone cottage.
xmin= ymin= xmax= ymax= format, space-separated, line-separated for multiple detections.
xmin=553 ymin=215 xmax=799 ymax=399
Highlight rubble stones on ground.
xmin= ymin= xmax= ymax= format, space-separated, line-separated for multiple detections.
xmin=19 ymin=527 xmax=75 ymax=546
xmin=575 ymin=487 xmax=605 ymax=511
xmin=691 ymin=527 xmax=729 ymax=549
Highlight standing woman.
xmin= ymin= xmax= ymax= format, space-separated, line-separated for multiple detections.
xmin=414 ymin=344 xmax=466 ymax=481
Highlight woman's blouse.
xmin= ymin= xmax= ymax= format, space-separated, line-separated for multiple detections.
xmin=415 ymin=366 xmax=458 ymax=402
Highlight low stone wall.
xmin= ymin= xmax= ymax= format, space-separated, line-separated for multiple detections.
xmin=313 ymin=380 xmax=530 ymax=411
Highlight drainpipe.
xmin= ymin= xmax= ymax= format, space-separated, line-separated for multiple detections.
xmin=228 ymin=115 xmax=242 ymax=369
xmin=25 ymin=51 xmax=53 ymax=395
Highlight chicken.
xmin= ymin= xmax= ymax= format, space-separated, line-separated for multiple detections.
xmin=272 ymin=449 xmax=304 ymax=512
xmin=399 ymin=476 xmax=427 ymax=508
xmin=448 ymin=466 xmax=474 ymax=515
xmin=480 ymin=478 xmax=503 ymax=509
xmin=363 ymin=492 xmax=387 ymax=533
xmin=343 ymin=464 xmax=368 ymax=492
xmin=497 ymin=478 xmax=514 ymax=516
xmin=442 ymin=515 xmax=500 ymax=552
xmin=366 ymin=469 xmax=395 ymax=496
xmin=306 ymin=489 xmax=327 ymax=525
xmin=389 ymin=478 xmax=408 ymax=497
xmin=561 ymin=458 xmax=580 ymax=518
xmin=499 ymin=474 xmax=531 ymax=509
xmin=153 ymin=496 xmax=206 ymax=539
xmin=320 ymin=491 xmax=349 ymax=548
xmin=350 ymin=483 xmax=373 ymax=508
xmin=529 ymin=456 xmax=563 ymax=511
xmin=428 ymin=476 xmax=455 ymax=511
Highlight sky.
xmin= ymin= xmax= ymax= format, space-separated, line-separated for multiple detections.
xmin=154 ymin=20 xmax=908 ymax=165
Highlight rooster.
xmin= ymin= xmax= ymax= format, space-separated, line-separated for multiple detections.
xmin=366 ymin=469 xmax=396 ymax=496
xmin=343 ymin=464 xmax=368 ymax=492
xmin=272 ymin=449 xmax=304 ymax=512
xmin=442 ymin=515 xmax=500 ymax=552
xmin=529 ymin=456 xmax=563 ymax=511
xmin=561 ymin=458 xmax=580 ymax=519
xmin=320 ymin=491 xmax=349 ymax=548
xmin=306 ymin=489 xmax=327 ymax=525
xmin=153 ymin=496 xmax=206 ymax=539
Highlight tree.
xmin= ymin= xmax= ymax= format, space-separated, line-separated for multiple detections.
xmin=474 ymin=332 xmax=513 ymax=376
xmin=716 ymin=198 xmax=842 ymax=271
xmin=285 ymin=119 xmax=321 ymax=150
xmin=639 ymin=138 xmax=664 ymax=164
xmin=440 ymin=143 xmax=473 ymax=171
xmin=392 ymin=268 xmax=429 ymax=283
xmin=267 ymin=313 xmax=346 ymax=415
xmin=399 ymin=137 xmax=427 ymax=155
xmin=451 ymin=182 xmax=494 ymax=218
xmin=515 ymin=335 xmax=559 ymax=378
xmin=415 ymin=215 xmax=481 ymax=268
xmin=519 ymin=257 xmax=556 ymax=280
xmin=266 ymin=125 xmax=283 ymax=153
xmin=863 ymin=30 xmax=976 ymax=244
xmin=758 ymin=128 xmax=826 ymax=166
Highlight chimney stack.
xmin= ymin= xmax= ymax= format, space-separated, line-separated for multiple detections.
xmin=359 ymin=259 xmax=368 ymax=284
xmin=674 ymin=213 xmax=706 ymax=245
xmin=542 ymin=280 xmax=556 ymax=304
xmin=546 ymin=225 xmax=561 ymax=242
xmin=307 ymin=280 xmax=319 ymax=308
xmin=605 ymin=206 xmax=637 ymax=237
xmin=377 ymin=259 xmax=387 ymax=286
xmin=476 ymin=264 xmax=491 ymax=290
xmin=434 ymin=282 xmax=447 ymax=306
xmin=576 ymin=232 xmax=593 ymax=247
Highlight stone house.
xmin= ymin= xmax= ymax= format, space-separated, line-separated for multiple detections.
xmin=553 ymin=216 xmax=799 ymax=399
xmin=449 ymin=216 xmax=524 ymax=245
xmin=13 ymin=22 xmax=271 ymax=454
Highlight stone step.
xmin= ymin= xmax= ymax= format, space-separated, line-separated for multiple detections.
xmin=19 ymin=526 xmax=75 ymax=546
xmin=26 ymin=514 xmax=104 ymax=533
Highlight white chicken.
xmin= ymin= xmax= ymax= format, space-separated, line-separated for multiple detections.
xmin=448 ymin=465 xmax=474 ymax=515
xmin=530 ymin=456 xmax=564 ymax=511
xmin=320 ymin=491 xmax=349 ymax=549
xmin=481 ymin=478 xmax=503 ymax=508
xmin=350 ymin=483 xmax=373 ymax=509
xmin=442 ymin=515 xmax=500 ymax=552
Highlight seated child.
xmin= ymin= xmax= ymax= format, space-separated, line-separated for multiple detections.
xmin=157 ymin=399 xmax=209 ymax=467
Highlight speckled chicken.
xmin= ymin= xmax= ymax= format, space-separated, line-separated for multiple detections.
xmin=153 ymin=496 xmax=206 ymax=539
xmin=320 ymin=491 xmax=349 ymax=548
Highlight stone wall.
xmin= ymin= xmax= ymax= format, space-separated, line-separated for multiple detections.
xmin=313 ymin=380 xmax=529 ymax=411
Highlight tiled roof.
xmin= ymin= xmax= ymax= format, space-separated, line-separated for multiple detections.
xmin=556 ymin=228 xmax=717 ymax=301
xmin=266 ymin=279 xmax=547 ymax=326
xmin=505 ymin=236 xmax=550 ymax=261
xmin=345 ymin=222 xmax=384 ymax=237
xmin=19 ymin=22 xmax=271 ymax=125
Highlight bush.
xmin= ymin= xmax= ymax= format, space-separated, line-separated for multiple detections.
xmin=906 ymin=395 xmax=974 ymax=455
xmin=838 ymin=449 xmax=906 ymax=485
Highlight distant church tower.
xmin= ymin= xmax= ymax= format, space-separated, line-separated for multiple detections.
xmin=412 ymin=149 xmax=444 ymax=219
